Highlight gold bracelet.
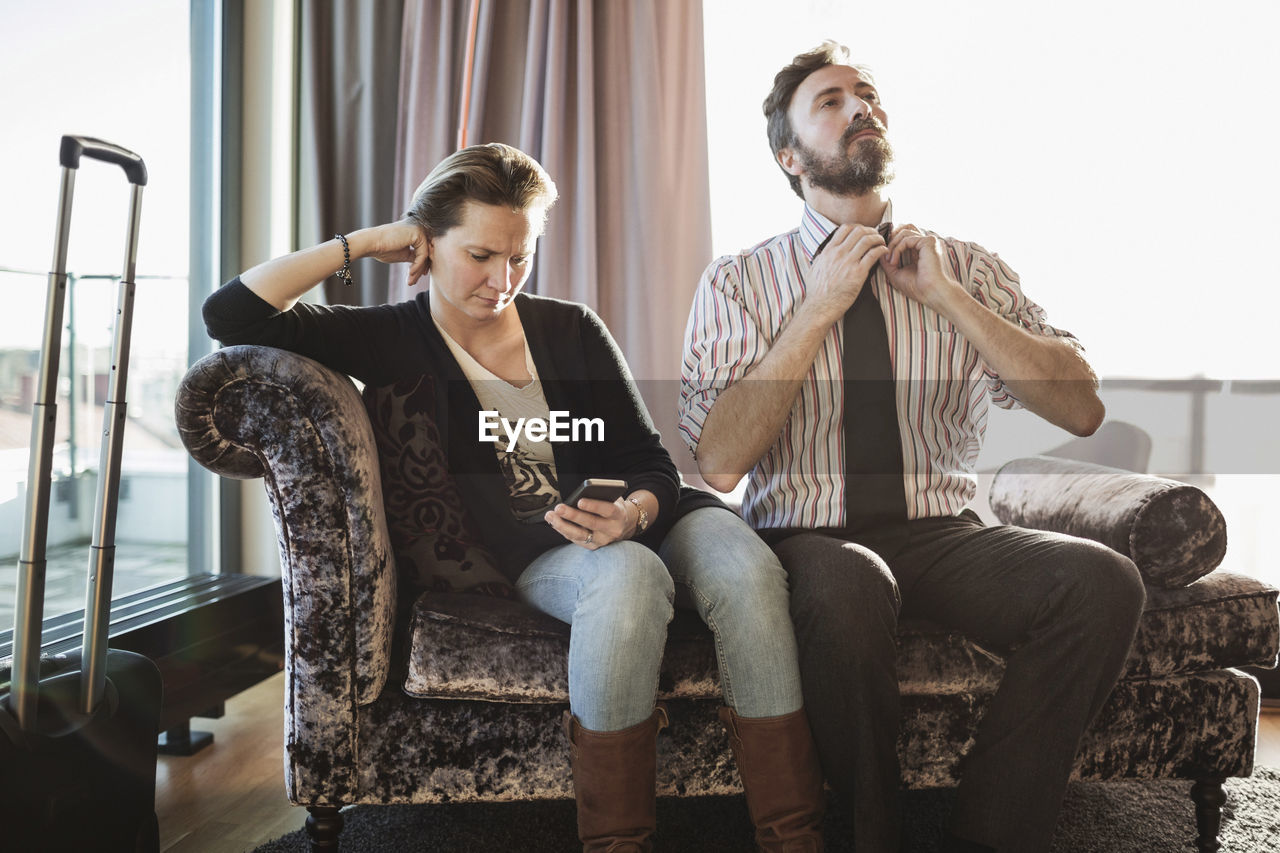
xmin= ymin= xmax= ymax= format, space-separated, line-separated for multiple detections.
xmin=626 ymin=496 xmax=649 ymax=534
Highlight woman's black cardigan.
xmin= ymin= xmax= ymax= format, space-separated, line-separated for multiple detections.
xmin=203 ymin=279 xmax=723 ymax=581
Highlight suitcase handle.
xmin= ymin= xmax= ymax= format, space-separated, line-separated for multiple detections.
xmin=59 ymin=135 xmax=148 ymax=186
xmin=11 ymin=136 xmax=146 ymax=730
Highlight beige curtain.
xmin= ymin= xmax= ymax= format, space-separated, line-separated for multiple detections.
xmin=391 ymin=0 xmax=713 ymax=403
xmin=296 ymin=1 xmax=711 ymax=472
xmin=299 ymin=0 xmax=407 ymax=306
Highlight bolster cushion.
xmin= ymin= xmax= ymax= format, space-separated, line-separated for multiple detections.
xmin=989 ymin=456 xmax=1227 ymax=588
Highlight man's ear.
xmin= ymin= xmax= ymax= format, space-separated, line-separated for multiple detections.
xmin=777 ymin=147 xmax=803 ymax=178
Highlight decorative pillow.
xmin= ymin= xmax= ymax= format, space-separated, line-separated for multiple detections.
xmin=364 ymin=374 xmax=514 ymax=598
xmin=989 ymin=456 xmax=1227 ymax=589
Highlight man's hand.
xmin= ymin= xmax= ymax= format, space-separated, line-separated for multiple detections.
xmin=806 ymin=224 xmax=890 ymax=321
xmin=882 ymin=223 xmax=1105 ymax=436
xmin=882 ymin=223 xmax=963 ymax=310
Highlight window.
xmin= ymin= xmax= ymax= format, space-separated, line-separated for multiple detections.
xmin=702 ymin=0 xmax=1280 ymax=582
xmin=2 ymin=0 xmax=194 ymax=627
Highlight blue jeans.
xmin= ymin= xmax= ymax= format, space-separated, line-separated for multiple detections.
xmin=515 ymin=506 xmax=803 ymax=732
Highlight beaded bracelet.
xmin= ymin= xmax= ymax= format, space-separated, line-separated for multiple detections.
xmin=334 ymin=233 xmax=354 ymax=286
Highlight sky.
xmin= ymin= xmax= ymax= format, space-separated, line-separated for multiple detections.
xmin=703 ymin=0 xmax=1280 ymax=380
xmin=1 ymin=0 xmax=190 ymax=353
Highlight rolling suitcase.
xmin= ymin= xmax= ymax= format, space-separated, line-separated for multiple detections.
xmin=0 ymin=136 xmax=163 ymax=852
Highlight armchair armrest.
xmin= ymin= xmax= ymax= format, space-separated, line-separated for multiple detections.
xmin=989 ymin=456 xmax=1227 ymax=589
xmin=176 ymin=345 xmax=397 ymax=801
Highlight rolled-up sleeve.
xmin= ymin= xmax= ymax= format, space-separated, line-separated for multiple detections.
xmin=954 ymin=241 xmax=1081 ymax=410
xmin=678 ymin=255 xmax=769 ymax=454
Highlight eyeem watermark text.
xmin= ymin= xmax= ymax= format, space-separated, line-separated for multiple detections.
xmin=479 ymin=410 xmax=604 ymax=451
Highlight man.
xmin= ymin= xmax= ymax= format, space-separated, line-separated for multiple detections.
xmin=679 ymin=41 xmax=1146 ymax=853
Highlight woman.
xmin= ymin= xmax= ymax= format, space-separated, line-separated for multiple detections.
xmin=204 ymin=143 xmax=824 ymax=852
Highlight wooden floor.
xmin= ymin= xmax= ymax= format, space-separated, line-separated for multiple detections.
xmin=1257 ymin=703 xmax=1280 ymax=766
xmin=155 ymin=674 xmax=1280 ymax=852
xmin=156 ymin=673 xmax=298 ymax=852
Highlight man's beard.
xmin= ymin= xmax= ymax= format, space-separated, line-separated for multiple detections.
xmin=795 ymin=119 xmax=895 ymax=197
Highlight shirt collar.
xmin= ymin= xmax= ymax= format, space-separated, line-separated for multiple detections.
xmin=798 ymin=200 xmax=895 ymax=263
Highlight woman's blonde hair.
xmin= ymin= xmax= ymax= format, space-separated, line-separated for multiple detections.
xmin=405 ymin=143 xmax=558 ymax=236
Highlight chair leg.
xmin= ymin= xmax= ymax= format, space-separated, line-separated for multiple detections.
xmin=305 ymin=804 xmax=344 ymax=852
xmin=1190 ymin=777 xmax=1226 ymax=853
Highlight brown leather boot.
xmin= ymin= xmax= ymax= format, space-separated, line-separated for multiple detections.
xmin=563 ymin=705 xmax=669 ymax=852
xmin=720 ymin=706 xmax=826 ymax=852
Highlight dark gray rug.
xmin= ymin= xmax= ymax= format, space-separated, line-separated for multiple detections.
xmin=254 ymin=768 xmax=1280 ymax=851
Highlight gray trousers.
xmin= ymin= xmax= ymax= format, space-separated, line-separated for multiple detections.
xmin=770 ymin=512 xmax=1145 ymax=853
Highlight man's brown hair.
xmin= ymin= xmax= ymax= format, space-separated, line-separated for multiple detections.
xmin=763 ymin=41 xmax=874 ymax=198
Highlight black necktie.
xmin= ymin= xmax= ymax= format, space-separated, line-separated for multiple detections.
xmin=829 ymin=222 xmax=907 ymax=530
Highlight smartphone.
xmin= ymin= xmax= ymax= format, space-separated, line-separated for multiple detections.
xmin=563 ymin=478 xmax=629 ymax=507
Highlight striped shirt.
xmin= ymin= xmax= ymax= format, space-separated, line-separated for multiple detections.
xmin=678 ymin=202 xmax=1077 ymax=530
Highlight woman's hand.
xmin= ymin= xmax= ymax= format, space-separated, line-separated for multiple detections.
xmin=357 ymin=221 xmax=431 ymax=287
xmin=545 ymin=496 xmax=637 ymax=551
xmin=242 ymin=220 xmax=432 ymax=311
